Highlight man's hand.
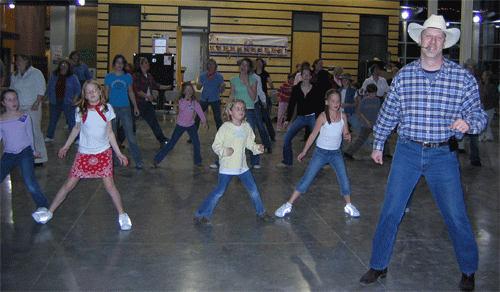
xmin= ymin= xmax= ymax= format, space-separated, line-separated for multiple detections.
xmin=450 ymin=118 xmax=470 ymax=134
xmin=371 ymin=150 xmax=383 ymax=165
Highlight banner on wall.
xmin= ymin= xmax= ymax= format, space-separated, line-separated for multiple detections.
xmin=209 ymin=34 xmax=288 ymax=57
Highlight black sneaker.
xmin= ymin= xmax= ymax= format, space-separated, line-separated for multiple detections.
xmin=193 ymin=216 xmax=212 ymax=227
xmin=256 ymin=212 xmax=275 ymax=222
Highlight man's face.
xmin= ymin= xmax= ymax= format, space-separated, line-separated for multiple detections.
xmin=419 ymin=28 xmax=446 ymax=59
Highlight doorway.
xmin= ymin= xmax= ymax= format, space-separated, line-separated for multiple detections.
xmin=181 ymin=29 xmax=208 ymax=82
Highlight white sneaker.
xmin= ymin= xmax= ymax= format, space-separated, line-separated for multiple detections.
xmin=44 ymin=137 xmax=54 ymax=142
xmin=344 ymin=203 xmax=360 ymax=217
xmin=275 ymin=202 xmax=292 ymax=218
xmin=253 ymin=165 xmax=261 ymax=169
xmin=118 ymin=213 xmax=132 ymax=230
xmin=32 ymin=207 xmax=53 ymax=224
xmin=210 ymin=164 xmax=218 ymax=169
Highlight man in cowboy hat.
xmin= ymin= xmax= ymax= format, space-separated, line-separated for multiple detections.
xmin=359 ymin=15 xmax=486 ymax=291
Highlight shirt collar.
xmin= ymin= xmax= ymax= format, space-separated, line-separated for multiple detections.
xmin=414 ymin=57 xmax=452 ymax=74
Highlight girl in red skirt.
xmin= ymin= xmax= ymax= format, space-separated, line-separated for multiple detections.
xmin=38 ymin=80 xmax=132 ymax=230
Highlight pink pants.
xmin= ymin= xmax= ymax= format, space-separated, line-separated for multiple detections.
xmin=277 ymin=101 xmax=288 ymax=130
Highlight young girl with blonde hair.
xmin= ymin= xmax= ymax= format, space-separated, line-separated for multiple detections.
xmin=194 ymin=99 xmax=274 ymax=226
xmin=41 ymin=80 xmax=132 ymax=230
xmin=275 ymin=89 xmax=360 ymax=218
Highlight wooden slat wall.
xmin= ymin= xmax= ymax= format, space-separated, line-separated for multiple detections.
xmin=98 ymin=0 xmax=399 ymax=85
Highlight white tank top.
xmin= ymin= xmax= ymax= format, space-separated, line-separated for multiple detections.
xmin=316 ymin=118 xmax=344 ymax=150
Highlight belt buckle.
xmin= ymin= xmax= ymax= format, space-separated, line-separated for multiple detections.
xmin=422 ymin=142 xmax=437 ymax=148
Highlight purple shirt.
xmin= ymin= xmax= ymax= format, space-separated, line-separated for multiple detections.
xmin=0 ymin=114 xmax=35 ymax=154
xmin=177 ymin=98 xmax=206 ymax=127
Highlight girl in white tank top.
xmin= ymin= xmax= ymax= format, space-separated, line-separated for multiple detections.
xmin=275 ymin=89 xmax=361 ymax=218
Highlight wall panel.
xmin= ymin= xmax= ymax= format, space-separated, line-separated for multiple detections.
xmin=98 ymin=0 xmax=399 ymax=86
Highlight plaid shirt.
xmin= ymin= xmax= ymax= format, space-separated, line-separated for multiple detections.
xmin=373 ymin=58 xmax=487 ymax=151
xmin=132 ymin=72 xmax=160 ymax=103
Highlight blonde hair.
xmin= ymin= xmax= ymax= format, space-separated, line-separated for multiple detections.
xmin=223 ymin=99 xmax=247 ymax=122
xmin=324 ymin=89 xmax=341 ymax=124
xmin=332 ymin=66 xmax=343 ymax=78
xmin=78 ymin=80 xmax=109 ymax=118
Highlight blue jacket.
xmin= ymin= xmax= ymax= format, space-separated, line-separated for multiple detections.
xmin=45 ymin=74 xmax=81 ymax=105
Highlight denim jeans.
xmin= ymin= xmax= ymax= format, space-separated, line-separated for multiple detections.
xmin=250 ymin=105 xmax=272 ymax=149
xmin=259 ymin=96 xmax=275 ymax=140
xmin=282 ymin=114 xmax=316 ymax=165
xmin=153 ymin=124 xmax=202 ymax=165
xmin=295 ymin=147 xmax=351 ymax=195
xmin=0 ymin=147 xmax=50 ymax=208
xmin=246 ymin=109 xmax=271 ymax=166
xmin=195 ymin=100 xmax=223 ymax=131
xmin=195 ymin=170 xmax=266 ymax=218
xmin=370 ymin=137 xmax=478 ymax=274
xmin=468 ymin=134 xmax=480 ymax=163
xmin=345 ymin=112 xmax=371 ymax=147
xmin=46 ymin=99 xmax=76 ymax=139
xmin=112 ymin=106 xmax=143 ymax=166
xmin=345 ymin=127 xmax=390 ymax=156
xmin=134 ymin=101 xmax=168 ymax=144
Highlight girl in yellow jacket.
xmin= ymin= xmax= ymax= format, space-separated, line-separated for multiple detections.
xmin=194 ymin=99 xmax=275 ymax=226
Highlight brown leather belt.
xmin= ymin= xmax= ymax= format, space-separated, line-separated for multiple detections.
xmin=411 ymin=140 xmax=449 ymax=148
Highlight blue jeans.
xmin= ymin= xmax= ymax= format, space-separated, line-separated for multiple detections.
xmin=468 ymin=134 xmax=480 ymax=163
xmin=250 ymin=106 xmax=272 ymax=149
xmin=258 ymin=97 xmax=275 ymax=140
xmin=153 ymin=124 xmax=202 ymax=165
xmin=112 ymin=106 xmax=143 ymax=166
xmin=0 ymin=147 xmax=49 ymax=208
xmin=295 ymin=147 xmax=351 ymax=195
xmin=246 ymin=109 xmax=271 ymax=166
xmin=195 ymin=170 xmax=266 ymax=218
xmin=345 ymin=112 xmax=371 ymax=147
xmin=195 ymin=100 xmax=223 ymax=131
xmin=134 ymin=101 xmax=168 ymax=144
xmin=46 ymin=99 xmax=76 ymax=139
xmin=370 ymin=137 xmax=478 ymax=274
xmin=282 ymin=114 xmax=316 ymax=165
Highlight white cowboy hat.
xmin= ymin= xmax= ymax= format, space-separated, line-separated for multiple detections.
xmin=408 ymin=14 xmax=461 ymax=49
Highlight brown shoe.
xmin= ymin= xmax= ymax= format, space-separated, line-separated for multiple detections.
xmin=150 ymin=161 xmax=158 ymax=168
xmin=256 ymin=212 xmax=275 ymax=222
xmin=193 ymin=216 xmax=212 ymax=227
xmin=359 ymin=268 xmax=388 ymax=285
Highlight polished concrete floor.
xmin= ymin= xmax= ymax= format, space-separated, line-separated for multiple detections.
xmin=1 ymin=109 xmax=499 ymax=291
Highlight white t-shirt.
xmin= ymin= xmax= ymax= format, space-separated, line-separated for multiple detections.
xmin=10 ymin=66 xmax=46 ymax=106
xmin=75 ymin=104 xmax=116 ymax=154
xmin=361 ymin=76 xmax=389 ymax=97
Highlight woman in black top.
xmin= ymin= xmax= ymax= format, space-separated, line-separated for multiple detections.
xmin=278 ymin=66 xmax=323 ymax=166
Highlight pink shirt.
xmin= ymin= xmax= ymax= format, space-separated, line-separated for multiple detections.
xmin=177 ymin=98 xmax=206 ymax=127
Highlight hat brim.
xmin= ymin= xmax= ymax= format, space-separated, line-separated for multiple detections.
xmin=408 ymin=23 xmax=461 ymax=49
